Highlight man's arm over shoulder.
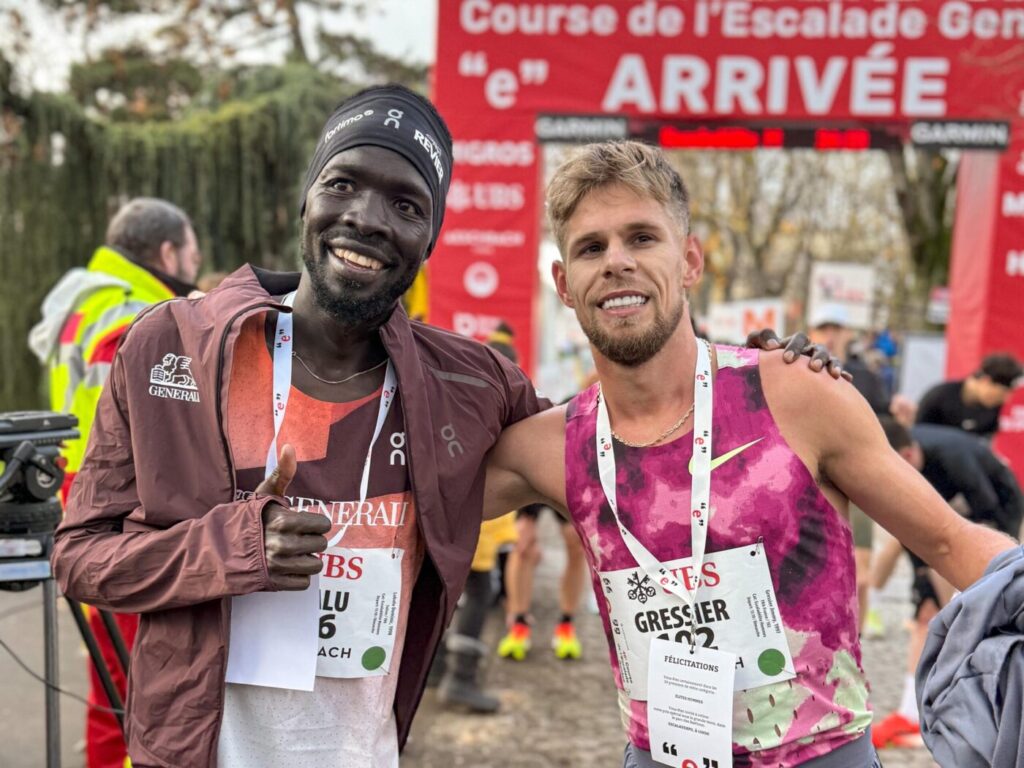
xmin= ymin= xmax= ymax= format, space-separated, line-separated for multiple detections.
xmin=484 ymin=405 xmax=567 ymax=520
xmin=760 ymin=352 xmax=1014 ymax=591
xmin=52 ymin=350 xmax=280 ymax=613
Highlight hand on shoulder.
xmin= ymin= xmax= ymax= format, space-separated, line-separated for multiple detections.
xmin=758 ymin=346 xmax=855 ymax=389
xmin=745 ymin=329 xmax=852 ymax=381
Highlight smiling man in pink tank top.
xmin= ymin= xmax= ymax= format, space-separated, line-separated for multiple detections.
xmin=483 ymin=141 xmax=1015 ymax=768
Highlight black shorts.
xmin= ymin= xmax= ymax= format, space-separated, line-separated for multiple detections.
xmin=906 ymin=515 xmax=1018 ymax=617
xmin=516 ymin=503 xmax=567 ymax=525
xmin=907 ymin=548 xmax=939 ymax=619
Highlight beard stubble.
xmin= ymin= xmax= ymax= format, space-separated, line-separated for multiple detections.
xmin=579 ymin=292 xmax=686 ymax=367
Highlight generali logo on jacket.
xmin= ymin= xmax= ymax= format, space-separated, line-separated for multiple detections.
xmin=148 ymin=353 xmax=200 ymax=403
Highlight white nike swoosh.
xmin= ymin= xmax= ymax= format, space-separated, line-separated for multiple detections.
xmin=688 ymin=437 xmax=765 ymax=474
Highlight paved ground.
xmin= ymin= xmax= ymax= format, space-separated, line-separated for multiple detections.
xmin=0 ymin=519 xmax=937 ymax=767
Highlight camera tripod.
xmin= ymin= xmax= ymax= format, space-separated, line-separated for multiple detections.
xmin=0 ymin=412 xmax=129 ymax=768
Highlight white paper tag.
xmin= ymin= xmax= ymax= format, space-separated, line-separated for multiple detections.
xmin=225 ymin=574 xmax=320 ymax=691
xmin=648 ymin=639 xmax=735 ymax=768
xmin=600 ymin=544 xmax=794 ymax=700
xmin=316 ymin=547 xmax=404 ymax=678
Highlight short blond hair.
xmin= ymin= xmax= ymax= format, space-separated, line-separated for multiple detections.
xmin=546 ymin=141 xmax=690 ymax=255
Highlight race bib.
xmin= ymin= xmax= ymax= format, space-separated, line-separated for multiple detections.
xmin=599 ymin=543 xmax=794 ymax=700
xmin=316 ymin=546 xmax=403 ymax=678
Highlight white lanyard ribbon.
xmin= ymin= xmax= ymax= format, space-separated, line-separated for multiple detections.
xmin=267 ymin=291 xmax=397 ymax=547
xmin=265 ymin=292 xmax=296 ymax=476
xmin=596 ymin=340 xmax=713 ymax=645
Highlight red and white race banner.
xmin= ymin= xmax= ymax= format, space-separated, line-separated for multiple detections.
xmin=947 ymin=125 xmax=1024 ymax=370
xmin=987 ymin=131 xmax=1024 ymax=365
xmin=437 ymin=1 xmax=1024 ymax=120
xmin=950 ymin=124 xmax=1024 ymax=484
xmin=426 ymin=111 xmax=540 ymax=372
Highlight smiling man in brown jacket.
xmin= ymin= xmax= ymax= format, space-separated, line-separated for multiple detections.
xmin=51 ymin=85 xmax=555 ymax=768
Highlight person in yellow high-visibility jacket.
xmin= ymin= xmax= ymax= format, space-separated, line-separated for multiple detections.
xmin=29 ymin=198 xmax=202 ymax=768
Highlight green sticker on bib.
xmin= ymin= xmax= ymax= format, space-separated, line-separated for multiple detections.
xmin=362 ymin=646 xmax=386 ymax=671
xmin=758 ymin=648 xmax=786 ymax=676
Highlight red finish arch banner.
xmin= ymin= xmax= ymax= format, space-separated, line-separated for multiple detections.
xmin=430 ymin=1 xmax=1024 ymax=471
xmin=438 ymin=0 xmax=1024 ymax=120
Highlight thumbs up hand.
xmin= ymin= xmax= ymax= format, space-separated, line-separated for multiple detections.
xmin=255 ymin=443 xmax=298 ymax=497
xmin=257 ymin=444 xmax=329 ymax=591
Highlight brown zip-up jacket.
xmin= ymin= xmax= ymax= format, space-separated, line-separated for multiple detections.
xmin=52 ymin=266 xmax=547 ymax=767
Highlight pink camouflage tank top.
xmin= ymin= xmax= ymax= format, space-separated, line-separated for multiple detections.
xmin=565 ymin=345 xmax=871 ymax=767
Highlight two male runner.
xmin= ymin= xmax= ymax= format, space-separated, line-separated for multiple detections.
xmin=53 ymin=86 xmax=842 ymax=766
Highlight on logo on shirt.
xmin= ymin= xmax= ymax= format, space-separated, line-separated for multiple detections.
xmin=390 ymin=431 xmax=406 ymax=466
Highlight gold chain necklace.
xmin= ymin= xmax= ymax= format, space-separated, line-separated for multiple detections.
xmin=292 ymin=353 xmax=387 ymax=386
xmin=610 ymin=400 xmax=694 ymax=448
xmin=605 ymin=340 xmax=710 ymax=448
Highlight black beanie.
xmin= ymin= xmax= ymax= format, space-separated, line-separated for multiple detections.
xmin=300 ymin=85 xmax=453 ymax=255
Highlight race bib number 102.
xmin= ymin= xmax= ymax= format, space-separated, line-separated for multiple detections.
xmin=599 ymin=544 xmax=794 ymax=700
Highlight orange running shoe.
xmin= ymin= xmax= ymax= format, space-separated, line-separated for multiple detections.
xmin=871 ymin=712 xmax=920 ymax=749
xmin=497 ymin=621 xmax=532 ymax=661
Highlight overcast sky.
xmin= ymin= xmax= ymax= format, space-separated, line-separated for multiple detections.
xmin=1 ymin=0 xmax=439 ymax=92
xmin=359 ymin=0 xmax=437 ymax=63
